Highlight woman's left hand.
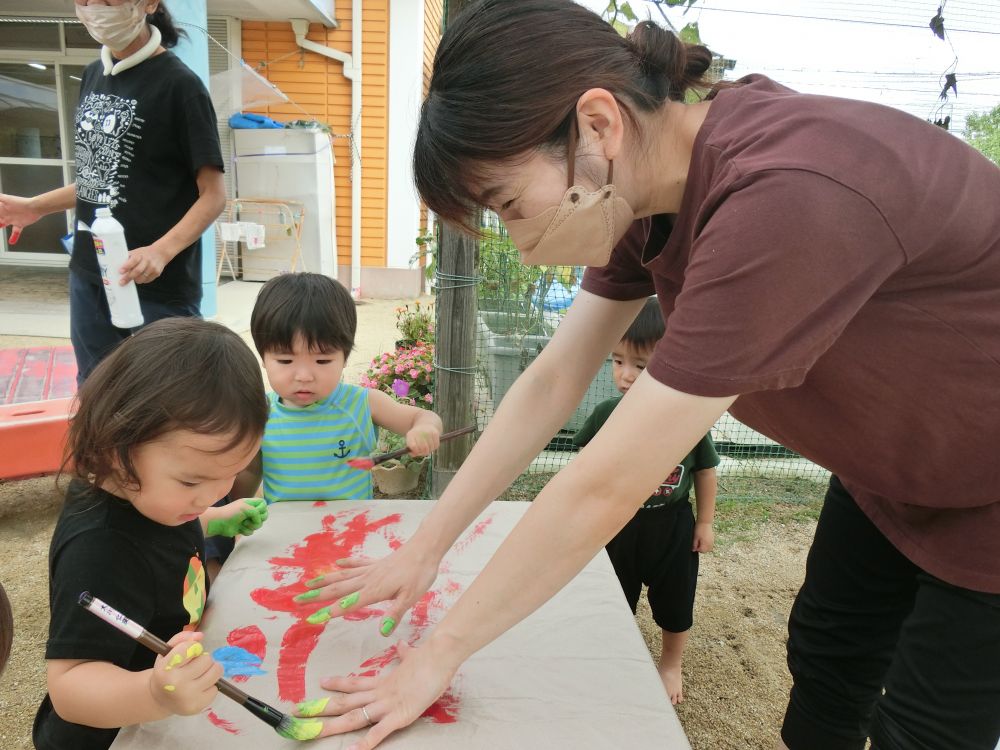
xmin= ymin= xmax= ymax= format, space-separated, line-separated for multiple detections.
xmin=120 ymin=245 xmax=169 ymax=284
xmin=300 ymin=638 xmax=459 ymax=749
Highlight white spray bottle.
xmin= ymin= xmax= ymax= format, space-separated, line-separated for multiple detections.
xmin=77 ymin=207 xmax=145 ymax=329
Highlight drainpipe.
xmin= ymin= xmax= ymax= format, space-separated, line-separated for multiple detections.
xmin=290 ymin=5 xmax=363 ymax=299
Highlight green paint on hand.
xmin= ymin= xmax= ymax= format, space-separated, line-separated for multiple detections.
xmin=294 ymin=589 xmax=321 ymax=603
xmin=163 ymin=684 xmax=176 ymax=692
xmin=164 ymin=653 xmax=183 ymax=671
xmin=305 ymin=576 xmax=325 ymax=588
xmin=277 ymin=717 xmax=324 ymax=741
xmin=306 ymin=606 xmax=333 ymax=625
xmin=295 ymin=697 xmax=330 ymax=718
xmin=379 ymin=617 xmax=396 ymax=637
xmin=339 ymin=591 xmax=360 ymax=609
xmin=185 ymin=642 xmax=204 ymax=660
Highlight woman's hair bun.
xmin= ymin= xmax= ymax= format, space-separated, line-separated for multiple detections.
xmin=627 ymin=20 xmax=713 ymax=101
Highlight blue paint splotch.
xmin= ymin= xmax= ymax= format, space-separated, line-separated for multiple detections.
xmin=211 ymin=645 xmax=266 ymax=679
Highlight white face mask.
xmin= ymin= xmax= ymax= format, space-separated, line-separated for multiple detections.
xmin=76 ymin=1 xmax=149 ymax=52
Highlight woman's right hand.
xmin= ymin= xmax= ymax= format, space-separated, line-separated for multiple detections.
xmin=297 ymin=540 xmax=443 ymax=638
xmin=0 ymin=193 xmax=42 ymax=245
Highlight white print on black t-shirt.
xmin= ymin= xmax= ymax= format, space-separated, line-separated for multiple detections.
xmin=651 ymin=464 xmax=684 ymax=497
xmin=75 ymin=93 xmax=140 ymax=208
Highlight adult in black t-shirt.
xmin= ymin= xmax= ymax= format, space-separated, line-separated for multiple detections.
xmin=32 ymin=481 xmax=209 ymax=750
xmin=0 ymin=2 xmax=225 ymax=383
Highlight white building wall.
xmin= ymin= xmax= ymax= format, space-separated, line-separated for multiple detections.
xmin=386 ymin=0 xmax=425 ymax=269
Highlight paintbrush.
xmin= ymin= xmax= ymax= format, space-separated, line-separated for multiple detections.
xmin=77 ymin=592 xmax=323 ymax=741
xmin=346 ymin=425 xmax=476 ymax=470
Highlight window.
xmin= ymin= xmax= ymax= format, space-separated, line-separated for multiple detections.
xmin=0 ymin=18 xmax=96 ymax=263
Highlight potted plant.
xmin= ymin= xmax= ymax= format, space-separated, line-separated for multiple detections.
xmin=370 ymin=429 xmax=426 ymax=495
xmin=394 ymin=300 xmax=434 ymax=350
xmin=360 ymin=342 xmax=434 ymax=408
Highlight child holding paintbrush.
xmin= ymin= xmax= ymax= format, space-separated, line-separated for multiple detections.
xmin=231 ymin=273 xmax=443 ymax=505
xmin=33 ymin=319 xmax=271 ymax=750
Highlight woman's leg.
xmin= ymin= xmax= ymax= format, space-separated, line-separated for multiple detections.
xmin=781 ymin=476 xmax=919 ymax=750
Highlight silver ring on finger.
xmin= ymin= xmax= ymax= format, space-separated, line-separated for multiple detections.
xmin=361 ymin=705 xmax=373 ymax=725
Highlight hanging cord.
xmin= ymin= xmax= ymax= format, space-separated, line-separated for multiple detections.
xmin=179 ymin=20 xmax=359 ymax=177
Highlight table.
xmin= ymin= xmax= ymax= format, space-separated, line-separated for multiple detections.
xmin=112 ymin=500 xmax=690 ymax=749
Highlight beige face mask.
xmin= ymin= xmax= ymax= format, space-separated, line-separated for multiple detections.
xmin=504 ymin=120 xmax=635 ymax=268
xmin=76 ymin=0 xmax=149 ymax=53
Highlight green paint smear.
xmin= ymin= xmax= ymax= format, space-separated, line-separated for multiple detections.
xmin=295 ymin=697 xmax=330 ymax=718
xmin=294 ymin=589 xmax=320 ymax=602
xmin=339 ymin=591 xmax=359 ymax=609
xmin=306 ymin=606 xmax=332 ymax=625
xmin=305 ymin=576 xmax=326 ymax=588
xmin=380 ymin=617 xmax=396 ymax=637
xmin=278 ymin=717 xmax=323 ymax=741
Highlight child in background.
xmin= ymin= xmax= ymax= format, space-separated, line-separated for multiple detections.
xmin=574 ymin=297 xmax=719 ymax=705
xmin=33 ymin=318 xmax=270 ymax=750
xmin=234 ymin=273 xmax=443 ymax=503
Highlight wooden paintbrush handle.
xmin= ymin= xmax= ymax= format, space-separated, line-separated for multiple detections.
xmin=373 ymin=425 xmax=476 ymax=467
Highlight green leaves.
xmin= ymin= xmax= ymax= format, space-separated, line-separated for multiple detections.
xmin=965 ymin=104 xmax=1000 ymax=166
xmin=679 ymin=21 xmax=702 ymax=45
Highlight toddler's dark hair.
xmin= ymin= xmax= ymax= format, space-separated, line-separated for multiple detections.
xmin=66 ymin=317 xmax=269 ymax=492
xmin=250 ymin=273 xmax=356 ymax=357
xmin=622 ymin=297 xmax=665 ymax=351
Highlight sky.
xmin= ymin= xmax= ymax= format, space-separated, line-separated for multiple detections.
xmin=577 ymin=0 xmax=1000 ymax=138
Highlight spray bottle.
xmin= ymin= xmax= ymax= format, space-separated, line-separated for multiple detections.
xmin=77 ymin=207 xmax=145 ymax=329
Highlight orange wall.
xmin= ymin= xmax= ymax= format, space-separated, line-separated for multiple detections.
xmin=242 ymin=0 xmax=389 ymax=268
xmin=423 ymin=0 xmax=443 ymax=98
xmin=419 ymin=0 xmax=443 ymax=233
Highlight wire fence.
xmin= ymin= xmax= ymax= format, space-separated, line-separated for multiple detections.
xmin=470 ymin=219 xmax=830 ymax=500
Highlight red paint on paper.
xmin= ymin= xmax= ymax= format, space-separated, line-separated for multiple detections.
xmin=423 ymin=690 xmax=460 ymax=724
xmin=251 ymin=510 xmax=496 ymax=718
xmin=227 ymin=624 xmax=266 ymax=683
xmin=276 ymin=620 xmax=325 ymax=702
xmin=207 ymin=710 xmax=240 ymax=734
xmin=251 ymin=510 xmax=403 ymax=702
xmin=313 ymin=501 xmax=327 ymax=507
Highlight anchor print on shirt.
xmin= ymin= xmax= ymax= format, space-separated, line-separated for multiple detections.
xmin=332 ymin=440 xmax=350 ymax=459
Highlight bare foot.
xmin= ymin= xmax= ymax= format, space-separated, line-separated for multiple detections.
xmin=659 ymin=664 xmax=684 ymax=705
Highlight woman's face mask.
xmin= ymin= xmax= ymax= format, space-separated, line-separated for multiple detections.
xmin=76 ymin=1 xmax=149 ymax=51
xmin=504 ymin=119 xmax=635 ymax=268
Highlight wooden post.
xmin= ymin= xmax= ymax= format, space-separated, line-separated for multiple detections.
xmin=432 ymin=0 xmax=478 ymax=498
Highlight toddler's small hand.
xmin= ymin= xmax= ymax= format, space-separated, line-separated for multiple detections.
xmin=692 ymin=521 xmax=715 ymax=553
xmin=206 ymin=498 xmax=269 ymax=538
xmin=151 ymin=632 xmax=222 ymax=716
xmin=405 ymin=427 xmax=441 ymax=457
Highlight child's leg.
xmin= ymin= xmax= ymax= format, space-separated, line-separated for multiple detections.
xmin=659 ymin=628 xmax=690 ymax=704
xmin=605 ymin=513 xmax=643 ymax=612
xmin=642 ymin=501 xmax=699 ymax=705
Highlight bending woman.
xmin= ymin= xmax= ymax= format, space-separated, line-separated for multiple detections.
xmin=0 ymin=0 xmax=225 ymax=383
xmin=300 ymin=2 xmax=1000 ymax=748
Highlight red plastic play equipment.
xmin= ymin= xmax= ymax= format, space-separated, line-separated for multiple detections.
xmin=0 ymin=347 xmax=77 ymax=480
xmin=0 ymin=398 xmax=75 ymax=480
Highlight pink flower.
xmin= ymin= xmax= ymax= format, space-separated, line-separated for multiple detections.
xmin=409 ymin=368 xmax=419 ymax=379
xmin=423 ymin=393 xmax=433 ymax=403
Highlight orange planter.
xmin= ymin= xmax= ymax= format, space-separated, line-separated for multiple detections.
xmin=0 ymin=398 xmax=74 ymax=480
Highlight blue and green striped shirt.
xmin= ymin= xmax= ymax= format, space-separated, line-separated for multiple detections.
xmin=261 ymin=383 xmax=377 ymax=502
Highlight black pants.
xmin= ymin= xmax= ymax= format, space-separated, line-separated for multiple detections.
xmin=781 ymin=476 xmax=1000 ymax=750
xmin=607 ymin=500 xmax=698 ymax=633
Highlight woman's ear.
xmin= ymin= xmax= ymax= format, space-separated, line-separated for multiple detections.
xmin=575 ymin=88 xmax=626 ymax=163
